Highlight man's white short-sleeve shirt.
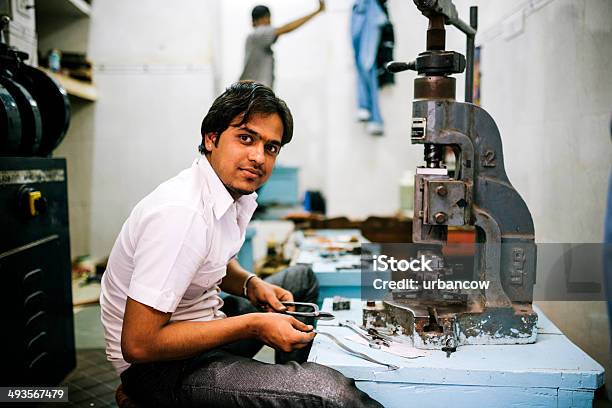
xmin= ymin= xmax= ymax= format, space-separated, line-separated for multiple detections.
xmin=100 ymin=157 xmax=258 ymax=373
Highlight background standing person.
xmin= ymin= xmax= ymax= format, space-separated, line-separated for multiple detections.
xmin=240 ymin=1 xmax=326 ymax=88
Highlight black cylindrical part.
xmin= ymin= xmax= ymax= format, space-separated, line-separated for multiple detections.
xmin=424 ymin=144 xmax=443 ymax=168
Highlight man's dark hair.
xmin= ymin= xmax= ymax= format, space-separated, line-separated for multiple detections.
xmin=251 ymin=5 xmax=271 ymax=22
xmin=199 ymin=81 xmax=293 ymax=155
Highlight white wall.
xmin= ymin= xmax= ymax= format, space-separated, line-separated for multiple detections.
xmin=54 ymin=100 xmax=95 ymax=258
xmin=84 ymin=0 xmax=219 ymax=259
xmin=41 ymin=6 xmax=94 ymax=259
xmin=452 ymin=0 xmax=612 ymax=243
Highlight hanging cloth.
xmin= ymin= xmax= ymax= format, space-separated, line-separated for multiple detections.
xmin=376 ymin=0 xmax=395 ymax=88
xmin=351 ymin=0 xmax=388 ymax=127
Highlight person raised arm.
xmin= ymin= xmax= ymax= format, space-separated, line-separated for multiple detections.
xmin=275 ymin=0 xmax=325 ymax=37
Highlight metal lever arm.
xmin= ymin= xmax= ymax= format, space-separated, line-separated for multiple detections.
xmin=386 ymin=61 xmax=416 ymax=73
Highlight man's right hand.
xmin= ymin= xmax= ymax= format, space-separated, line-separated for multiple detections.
xmin=253 ymin=313 xmax=316 ymax=353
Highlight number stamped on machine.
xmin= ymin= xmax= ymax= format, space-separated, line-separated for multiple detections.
xmin=0 ymin=387 xmax=68 ymax=402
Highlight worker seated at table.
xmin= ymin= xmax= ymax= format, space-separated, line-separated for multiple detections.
xmin=99 ymin=81 xmax=383 ymax=407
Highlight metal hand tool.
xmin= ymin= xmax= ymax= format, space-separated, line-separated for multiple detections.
xmin=314 ymin=330 xmax=399 ymax=371
xmin=280 ymin=301 xmax=335 ymax=320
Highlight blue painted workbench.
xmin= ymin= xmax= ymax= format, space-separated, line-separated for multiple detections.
xmin=308 ymin=299 xmax=605 ymax=407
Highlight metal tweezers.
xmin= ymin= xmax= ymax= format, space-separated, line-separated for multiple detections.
xmin=280 ymin=302 xmax=335 ymax=320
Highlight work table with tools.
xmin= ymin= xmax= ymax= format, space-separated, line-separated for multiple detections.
xmin=308 ymin=298 xmax=604 ymax=408
xmin=289 ymin=229 xmax=365 ymax=303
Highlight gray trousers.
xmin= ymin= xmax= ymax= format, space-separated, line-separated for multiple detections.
xmin=121 ymin=266 xmax=383 ymax=408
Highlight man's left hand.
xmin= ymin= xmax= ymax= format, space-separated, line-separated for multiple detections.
xmin=246 ymin=277 xmax=293 ymax=312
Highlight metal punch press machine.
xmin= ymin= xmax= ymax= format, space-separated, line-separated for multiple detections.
xmin=365 ymin=0 xmax=538 ymax=354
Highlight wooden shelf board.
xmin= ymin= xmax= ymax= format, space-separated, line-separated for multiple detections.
xmin=36 ymin=0 xmax=91 ymax=18
xmin=40 ymin=67 xmax=98 ymax=101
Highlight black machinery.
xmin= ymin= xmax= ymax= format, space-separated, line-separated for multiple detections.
xmin=0 ymin=14 xmax=75 ymax=385
xmin=366 ymin=0 xmax=538 ymax=353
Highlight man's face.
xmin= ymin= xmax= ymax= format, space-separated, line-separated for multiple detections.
xmin=205 ymin=113 xmax=283 ymax=199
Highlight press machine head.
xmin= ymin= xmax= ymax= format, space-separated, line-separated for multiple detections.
xmin=371 ymin=0 xmax=538 ymax=351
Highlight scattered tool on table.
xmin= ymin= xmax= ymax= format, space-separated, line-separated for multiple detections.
xmin=314 ymin=330 xmax=399 ymax=371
